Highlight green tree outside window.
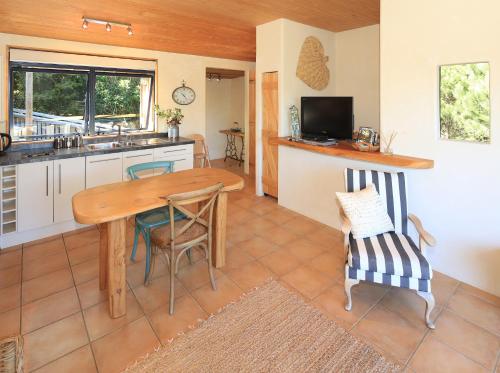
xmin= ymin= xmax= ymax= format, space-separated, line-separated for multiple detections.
xmin=440 ymin=62 xmax=490 ymax=143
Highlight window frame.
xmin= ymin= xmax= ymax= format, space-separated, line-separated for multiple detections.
xmin=8 ymin=61 xmax=156 ymax=140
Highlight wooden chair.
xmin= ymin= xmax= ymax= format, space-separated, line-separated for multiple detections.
xmin=339 ymin=168 xmax=437 ymax=329
xmin=127 ymin=161 xmax=187 ymax=284
xmin=150 ymin=182 xmax=223 ymax=314
xmin=188 ymin=134 xmax=211 ymax=168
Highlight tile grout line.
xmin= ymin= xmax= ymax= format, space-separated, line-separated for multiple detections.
xmin=62 ymin=232 xmax=100 ymax=373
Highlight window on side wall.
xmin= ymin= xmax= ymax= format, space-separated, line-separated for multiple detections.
xmin=439 ymin=62 xmax=490 ymax=143
xmin=9 ymin=63 xmax=155 ymax=141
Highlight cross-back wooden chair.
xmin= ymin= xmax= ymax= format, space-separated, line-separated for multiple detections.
xmin=150 ymin=182 xmax=223 ymax=314
xmin=188 ymin=134 xmax=211 ymax=168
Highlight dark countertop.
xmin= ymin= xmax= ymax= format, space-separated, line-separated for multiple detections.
xmin=0 ymin=136 xmax=195 ymax=166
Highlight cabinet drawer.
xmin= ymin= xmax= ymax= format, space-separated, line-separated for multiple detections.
xmin=122 ymin=149 xmax=154 ymax=180
xmin=86 ymin=153 xmax=123 ymax=188
xmin=153 ymin=145 xmax=193 ymax=160
xmin=153 ymin=157 xmax=193 ymax=175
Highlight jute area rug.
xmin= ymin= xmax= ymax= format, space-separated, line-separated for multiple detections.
xmin=125 ymin=281 xmax=400 ymax=373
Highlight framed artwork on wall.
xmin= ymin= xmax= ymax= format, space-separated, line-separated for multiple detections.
xmin=439 ymin=62 xmax=490 ymax=143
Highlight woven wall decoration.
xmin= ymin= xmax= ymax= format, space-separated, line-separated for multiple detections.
xmin=296 ymin=36 xmax=330 ymax=90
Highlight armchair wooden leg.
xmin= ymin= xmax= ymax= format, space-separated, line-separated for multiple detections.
xmin=416 ymin=291 xmax=436 ymax=329
xmin=344 ymin=278 xmax=360 ymax=311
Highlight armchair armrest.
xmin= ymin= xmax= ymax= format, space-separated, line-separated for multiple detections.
xmin=408 ymin=214 xmax=436 ymax=247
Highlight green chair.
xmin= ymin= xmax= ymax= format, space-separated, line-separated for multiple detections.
xmin=127 ymin=161 xmax=187 ymax=283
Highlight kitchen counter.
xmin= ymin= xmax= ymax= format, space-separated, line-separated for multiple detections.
xmin=0 ymin=136 xmax=195 ymax=166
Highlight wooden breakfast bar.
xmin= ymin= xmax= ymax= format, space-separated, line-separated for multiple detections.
xmin=72 ymin=168 xmax=244 ymax=318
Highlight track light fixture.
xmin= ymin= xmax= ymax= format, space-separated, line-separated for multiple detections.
xmin=207 ymin=73 xmax=222 ymax=82
xmin=81 ymin=17 xmax=133 ymax=36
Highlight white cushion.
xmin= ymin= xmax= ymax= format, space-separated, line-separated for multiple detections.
xmin=336 ymin=184 xmax=394 ymax=239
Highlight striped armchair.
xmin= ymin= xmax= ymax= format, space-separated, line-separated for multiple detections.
xmin=340 ymin=168 xmax=437 ymax=329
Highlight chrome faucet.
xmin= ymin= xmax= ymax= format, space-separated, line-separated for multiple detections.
xmin=112 ymin=123 xmax=122 ymax=142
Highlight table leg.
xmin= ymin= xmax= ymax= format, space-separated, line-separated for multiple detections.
xmin=99 ymin=223 xmax=108 ymax=291
xmin=107 ymin=218 xmax=127 ymax=318
xmin=212 ymin=192 xmax=228 ymax=268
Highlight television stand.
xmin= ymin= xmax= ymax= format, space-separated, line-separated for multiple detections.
xmin=294 ymin=137 xmax=337 ymax=146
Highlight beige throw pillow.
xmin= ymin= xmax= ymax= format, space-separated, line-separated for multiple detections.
xmin=336 ymin=184 xmax=394 ymax=239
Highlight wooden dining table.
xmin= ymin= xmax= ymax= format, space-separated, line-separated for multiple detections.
xmin=72 ymin=167 xmax=244 ymax=318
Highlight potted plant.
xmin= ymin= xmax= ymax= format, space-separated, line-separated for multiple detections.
xmin=155 ymin=105 xmax=184 ymax=138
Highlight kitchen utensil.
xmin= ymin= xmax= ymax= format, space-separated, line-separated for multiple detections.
xmin=53 ymin=137 xmax=64 ymax=149
xmin=72 ymin=134 xmax=83 ymax=148
xmin=0 ymin=133 xmax=12 ymax=154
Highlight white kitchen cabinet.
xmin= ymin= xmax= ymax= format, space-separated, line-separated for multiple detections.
xmin=86 ymin=153 xmax=123 ymax=188
xmin=153 ymin=144 xmax=193 ymax=174
xmin=18 ymin=161 xmax=54 ymax=232
xmin=122 ymin=149 xmax=154 ymax=180
xmin=54 ymin=157 xmax=86 ymax=223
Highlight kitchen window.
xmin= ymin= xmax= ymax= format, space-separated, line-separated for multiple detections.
xmin=9 ymin=62 xmax=155 ymax=141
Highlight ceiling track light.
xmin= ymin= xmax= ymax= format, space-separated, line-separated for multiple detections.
xmin=81 ymin=17 xmax=133 ymax=36
xmin=207 ymin=73 xmax=222 ymax=82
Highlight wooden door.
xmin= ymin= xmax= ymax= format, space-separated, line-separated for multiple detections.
xmin=248 ymin=70 xmax=256 ymax=177
xmin=262 ymin=72 xmax=279 ymax=198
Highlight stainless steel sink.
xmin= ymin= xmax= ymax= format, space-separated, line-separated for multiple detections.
xmin=86 ymin=142 xmax=122 ymax=150
xmin=86 ymin=141 xmax=140 ymax=150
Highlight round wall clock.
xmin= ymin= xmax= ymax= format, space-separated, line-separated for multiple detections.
xmin=172 ymin=80 xmax=196 ymax=105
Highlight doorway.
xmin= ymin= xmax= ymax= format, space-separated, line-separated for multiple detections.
xmin=205 ymin=68 xmax=245 ymax=173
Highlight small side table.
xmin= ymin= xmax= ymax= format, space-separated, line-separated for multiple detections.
xmin=220 ymin=129 xmax=244 ymax=166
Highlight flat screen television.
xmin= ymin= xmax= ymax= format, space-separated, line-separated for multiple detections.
xmin=300 ymin=97 xmax=354 ymax=140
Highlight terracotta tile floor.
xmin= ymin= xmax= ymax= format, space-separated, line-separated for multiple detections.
xmin=0 ymin=161 xmax=499 ymax=372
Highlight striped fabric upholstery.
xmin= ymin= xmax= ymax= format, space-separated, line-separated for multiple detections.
xmin=348 ymin=232 xmax=432 ymax=280
xmin=346 ymin=265 xmax=431 ymax=292
xmin=345 ymin=168 xmax=408 ymax=234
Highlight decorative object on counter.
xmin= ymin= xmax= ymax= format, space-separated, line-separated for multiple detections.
xmin=353 ymin=127 xmax=379 ymax=152
xmin=289 ymin=105 xmax=300 ymax=140
xmin=381 ymin=131 xmax=397 ymax=156
xmin=155 ymin=106 xmax=184 ymax=138
xmin=172 ymin=80 xmax=196 ymax=105
xmin=0 ymin=133 xmax=12 ymax=154
xmin=356 ymin=127 xmax=377 ymax=144
xmin=296 ymin=36 xmax=330 ymax=90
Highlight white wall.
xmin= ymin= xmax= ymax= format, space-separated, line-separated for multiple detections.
xmin=255 ymin=19 xmax=380 ymax=195
xmin=255 ymin=19 xmax=336 ymax=194
xmin=335 ymin=25 xmax=380 ymax=130
xmin=0 ymin=33 xmax=254 ymax=163
xmin=380 ymin=0 xmax=500 ymax=296
xmin=205 ymin=79 xmax=232 ymax=159
xmin=205 ymin=76 xmax=245 ymax=159
xmin=281 ymin=20 xmax=337 ymax=135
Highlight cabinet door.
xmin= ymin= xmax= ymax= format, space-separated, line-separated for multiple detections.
xmin=122 ymin=149 xmax=154 ymax=180
xmin=18 ymin=161 xmax=54 ymax=231
xmin=54 ymin=157 xmax=86 ymax=223
xmin=86 ymin=153 xmax=123 ymax=189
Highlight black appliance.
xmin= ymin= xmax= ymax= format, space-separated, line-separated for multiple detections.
xmin=300 ymin=97 xmax=354 ymax=141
